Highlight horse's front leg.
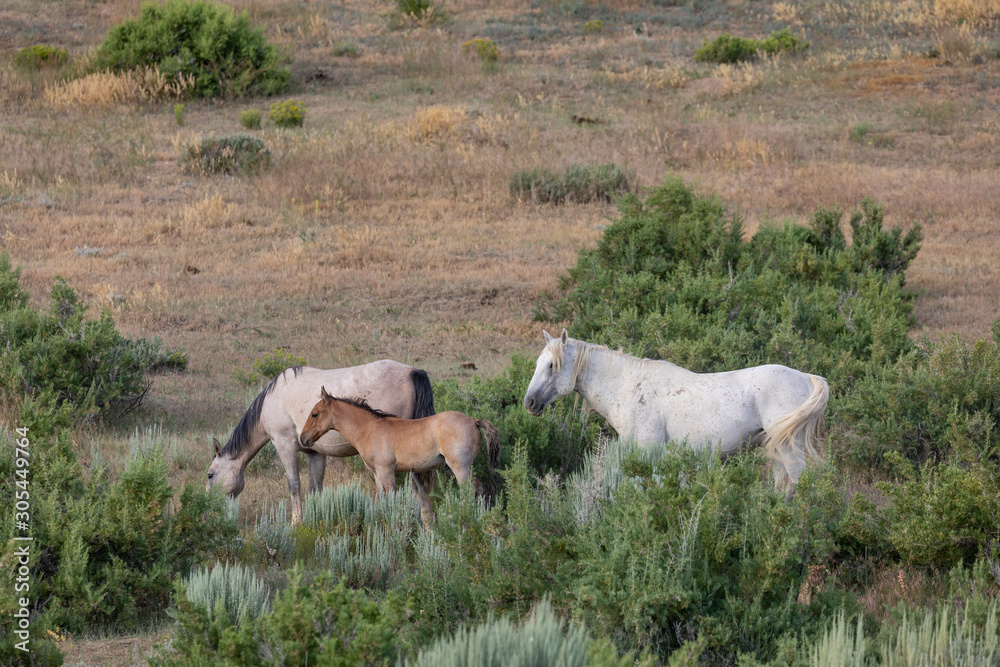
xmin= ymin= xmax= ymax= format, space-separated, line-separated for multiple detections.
xmin=274 ymin=438 xmax=303 ymax=524
xmin=305 ymin=450 xmax=326 ymax=495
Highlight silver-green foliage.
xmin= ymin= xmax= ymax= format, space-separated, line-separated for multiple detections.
xmin=304 ymin=481 xmax=415 ymax=534
xmin=307 ymin=482 xmax=417 ymax=589
xmin=249 ymin=499 xmax=295 ymax=565
xmin=413 ymin=598 xmax=589 ymax=667
xmin=810 ymin=604 xmax=999 ymax=667
xmin=184 ymin=561 xmax=271 ymax=625
xmin=316 ymin=523 xmax=410 ymax=590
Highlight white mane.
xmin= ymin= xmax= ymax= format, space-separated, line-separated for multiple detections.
xmin=547 ymin=337 xmax=672 ymax=395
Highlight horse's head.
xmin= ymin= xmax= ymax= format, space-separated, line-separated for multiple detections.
xmin=205 ymin=438 xmax=246 ymax=497
xmin=524 ymin=329 xmax=577 ymax=416
xmin=300 ymin=386 xmax=336 ymax=448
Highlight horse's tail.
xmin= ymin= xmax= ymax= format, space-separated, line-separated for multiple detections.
xmin=761 ymin=373 xmax=829 ymax=468
xmin=409 ymin=369 xmax=437 ymax=496
xmin=476 ymin=419 xmax=501 ymax=470
xmin=410 ymin=369 xmax=436 ymax=418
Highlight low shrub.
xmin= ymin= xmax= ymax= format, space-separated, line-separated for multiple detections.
xmin=696 ymin=28 xmax=809 ymax=63
xmin=184 ymin=561 xmax=271 ymax=625
xmin=758 ymin=27 xmax=810 ymax=56
xmin=695 ymin=33 xmax=759 ymax=63
xmin=232 ymin=348 xmax=306 ymax=386
xmin=331 ymin=39 xmax=361 ymax=58
xmin=413 ymin=599 xmax=588 ymax=666
xmin=395 ymin=0 xmax=445 ymax=22
xmin=509 ymin=163 xmax=632 ymax=204
xmin=153 ymin=571 xmax=406 ymax=665
xmin=833 ymin=325 xmax=1000 ymax=472
xmin=0 ymin=254 xmax=187 ymax=419
xmin=877 ymin=450 xmax=1000 ymax=567
xmin=268 ymin=99 xmax=306 ymax=128
xmin=583 ymin=19 xmax=604 ymax=35
xmin=0 ymin=434 xmax=236 ymax=634
xmin=174 ymin=102 xmax=185 ymax=126
xmin=14 ymin=44 xmax=69 ymax=70
xmin=239 ymin=108 xmax=262 ymax=130
xmin=462 ymin=38 xmax=500 ymax=62
xmin=180 ymin=134 xmax=271 ymax=176
xmin=92 ymin=0 xmax=289 ymax=98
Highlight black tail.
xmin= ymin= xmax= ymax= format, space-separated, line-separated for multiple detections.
xmin=411 ymin=368 xmax=435 ymax=418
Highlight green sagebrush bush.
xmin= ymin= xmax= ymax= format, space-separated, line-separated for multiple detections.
xmin=152 ymin=569 xmax=405 ymax=666
xmin=413 ymin=598 xmax=588 ymax=667
xmin=180 ymin=134 xmax=271 ymax=176
xmin=0 ymin=253 xmax=186 ymax=422
xmin=402 ymin=442 xmax=863 ymax=663
xmin=92 ymin=0 xmax=289 ymax=98
xmin=304 ymin=483 xmax=417 ymax=590
xmin=184 ymin=562 xmax=271 ymax=625
xmin=14 ymin=44 xmax=69 ymax=70
xmin=232 ymin=347 xmax=305 ymax=386
xmin=510 ymin=163 xmax=632 ymax=205
xmin=534 ymin=177 xmax=922 ymax=388
xmin=876 ymin=447 xmax=1000 ymax=567
xmin=695 ymin=28 xmax=809 ymax=64
xmin=833 ymin=325 xmax=1000 ymax=473
xmin=239 ymin=107 xmax=262 ymax=130
xmin=0 ymin=432 xmax=237 ymax=635
xmin=803 ymin=602 xmax=999 ymax=666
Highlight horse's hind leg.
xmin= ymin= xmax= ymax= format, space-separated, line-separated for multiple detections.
xmin=305 ymin=450 xmax=326 ymax=495
xmin=410 ymin=471 xmax=435 ymax=530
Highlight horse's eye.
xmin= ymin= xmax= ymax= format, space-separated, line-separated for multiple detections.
xmin=207 ymin=472 xmax=214 ymax=479
xmin=311 ymin=413 xmax=318 ymax=418
xmin=548 ymin=362 xmax=553 ymax=370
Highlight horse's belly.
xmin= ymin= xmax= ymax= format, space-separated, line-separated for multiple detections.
xmin=306 ymin=431 xmax=358 ymax=457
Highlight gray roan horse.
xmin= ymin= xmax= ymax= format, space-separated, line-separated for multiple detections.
xmin=523 ymin=330 xmax=829 ymax=498
xmin=206 ymin=360 xmax=435 ymax=523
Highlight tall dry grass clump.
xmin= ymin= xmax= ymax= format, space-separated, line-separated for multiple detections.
xmin=414 ymin=105 xmax=467 ymax=141
xmin=45 ymin=67 xmax=192 ymax=109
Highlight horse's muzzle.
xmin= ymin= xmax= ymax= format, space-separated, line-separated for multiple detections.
xmin=300 ymin=436 xmax=314 ymax=449
xmin=523 ymin=396 xmax=543 ymax=416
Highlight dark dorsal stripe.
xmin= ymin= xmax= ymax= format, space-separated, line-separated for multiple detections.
xmin=331 ymin=396 xmax=397 ymax=420
xmin=221 ymin=366 xmax=304 ymax=458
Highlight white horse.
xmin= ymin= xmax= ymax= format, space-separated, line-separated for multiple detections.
xmin=206 ymin=360 xmax=435 ymax=523
xmin=523 ymin=330 xmax=828 ymax=498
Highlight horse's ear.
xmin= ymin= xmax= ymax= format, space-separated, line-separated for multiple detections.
xmin=543 ymin=330 xmax=553 ymax=343
xmin=560 ymin=328 xmax=569 ymax=345
xmin=213 ymin=438 xmax=221 ymax=456
xmin=321 ymin=386 xmax=331 ymax=403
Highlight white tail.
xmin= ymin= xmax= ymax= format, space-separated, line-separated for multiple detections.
xmin=761 ymin=374 xmax=829 ymax=495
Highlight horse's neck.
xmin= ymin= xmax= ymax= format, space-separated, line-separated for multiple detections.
xmin=330 ymin=406 xmax=375 ymax=445
xmin=574 ymin=346 xmax=661 ymax=432
xmin=234 ymin=421 xmax=271 ymax=471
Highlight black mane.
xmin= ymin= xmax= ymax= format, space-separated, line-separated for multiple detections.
xmin=331 ymin=396 xmax=397 ymax=419
xmin=221 ymin=366 xmax=304 ymax=458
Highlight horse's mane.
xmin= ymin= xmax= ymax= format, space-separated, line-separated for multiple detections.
xmin=330 ymin=396 xmax=396 ymax=419
xmin=547 ymin=337 xmax=673 ymax=388
xmin=221 ymin=366 xmax=304 ymax=458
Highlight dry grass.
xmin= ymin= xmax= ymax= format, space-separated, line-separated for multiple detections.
xmin=45 ymin=67 xmax=192 ymax=109
xmin=3 ymin=2 xmax=1000 ymax=658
